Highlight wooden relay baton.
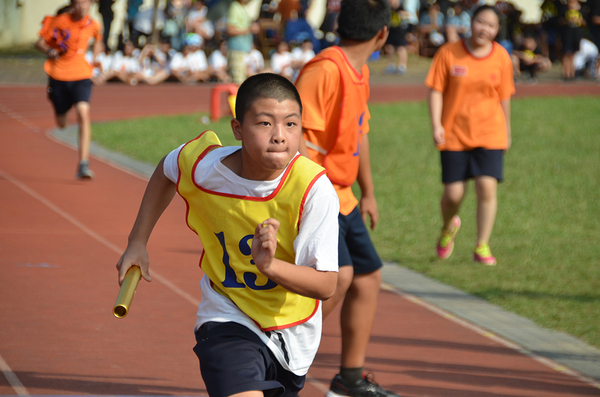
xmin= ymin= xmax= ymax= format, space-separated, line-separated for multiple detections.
xmin=113 ymin=266 xmax=141 ymax=318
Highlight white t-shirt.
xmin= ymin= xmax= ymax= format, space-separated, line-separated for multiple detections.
xmin=245 ymin=48 xmax=264 ymax=74
xmin=85 ymin=51 xmax=113 ymax=76
xmin=111 ymin=49 xmax=141 ymax=73
xmin=270 ymin=51 xmax=294 ymax=75
xmin=209 ymin=50 xmax=228 ymax=70
xmin=291 ymin=47 xmax=315 ymax=66
xmin=163 ymin=144 xmax=340 ymax=376
xmin=170 ymin=49 xmax=208 ymax=72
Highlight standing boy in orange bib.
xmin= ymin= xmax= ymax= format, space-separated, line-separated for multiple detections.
xmin=295 ymin=1 xmax=399 ymax=396
xmin=36 ymin=0 xmax=103 ymax=179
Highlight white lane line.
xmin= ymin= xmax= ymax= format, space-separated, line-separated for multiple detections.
xmin=0 ymin=353 xmax=29 ymax=395
xmin=0 ymin=167 xmax=201 ymax=308
xmin=0 ymin=103 xmax=41 ymax=133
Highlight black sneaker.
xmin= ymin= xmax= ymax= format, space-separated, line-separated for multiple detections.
xmin=76 ymin=160 xmax=94 ymax=179
xmin=326 ymin=373 xmax=400 ymax=397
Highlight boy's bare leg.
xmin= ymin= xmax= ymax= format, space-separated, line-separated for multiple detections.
xmin=55 ymin=113 xmax=68 ymax=129
xmin=441 ymin=181 xmax=466 ymax=230
xmin=340 ymin=270 xmax=382 ymax=368
xmin=75 ymin=101 xmax=91 ymax=163
xmin=475 ymin=175 xmax=497 ymax=244
xmin=397 ymin=45 xmax=407 ymax=70
xmin=322 ymin=266 xmax=354 ymax=319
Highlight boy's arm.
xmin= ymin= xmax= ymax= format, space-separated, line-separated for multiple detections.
xmin=428 ymin=88 xmax=445 ymax=146
xmin=116 ymin=157 xmax=177 ymax=285
xmin=252 ymin=218 xmax=337 ymax=300
xmin=500 ymin=99 xmax=511 ymax=151
xmin=357 ymin=134 xmax=378 ymax=231
xmin=35 ymin=37 xmax=60 ymax=60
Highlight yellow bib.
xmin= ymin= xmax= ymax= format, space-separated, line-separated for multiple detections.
xmin=177 ymin=131 xmax=327 ymax=330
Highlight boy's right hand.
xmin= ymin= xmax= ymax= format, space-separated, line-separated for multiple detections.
xmin=116 ymin=241 xmax=152 ymax=286
xmin=433 ymin=124 xmax=446 ymax=146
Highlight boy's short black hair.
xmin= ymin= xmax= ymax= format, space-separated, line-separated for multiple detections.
xmin=235 ymin=73 xmax=302 ymax=123
xmin=337 ymin=0 xmax=391 ymax=42
xmin=472 ymin=4 xmax=502 ymax=24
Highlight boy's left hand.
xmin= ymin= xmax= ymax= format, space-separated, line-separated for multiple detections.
xmin=360 ymin=195 xmax=379 ymax=231
xmin=252 ymin=218 xmax=280 ymax=274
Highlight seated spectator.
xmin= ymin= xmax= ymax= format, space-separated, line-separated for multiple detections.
xmin=290 ymin=38 xmax=315 ymax=79
xmin=245 ymin=42 xmax=265 ymax=77
xmin=511 ymin=34 xmax=552 ymax=83
xmin=208 ymin=40 xmax=231 ymax=82
xmin=85 ymin=49 xmax=114 ymax=85
xmin=445 ymin=1 xmax=471 ymax=43
xmin=383 ymin=0 xmax=417 ymax=75
xmin=269 ymin=40 xmax=294 ymax=80
xmin=186 ymin=0 xmax=215 ymax=43
xmin=170 ymin=33 xmax=210 ymax=83
xmin=573 ymin=37 xmax=599 ymax=78
xmin=418 ymin=0 xmax=446 ymax=54
xmin=140 ymin=39 xmax=177 ymax=85
xmin=100 ymin=39 xmax=143 ymax=85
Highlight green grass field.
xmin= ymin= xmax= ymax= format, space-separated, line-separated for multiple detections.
xmin=92 ymin=96 xmax=600 ymax=349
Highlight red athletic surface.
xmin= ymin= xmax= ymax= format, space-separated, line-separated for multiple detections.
xmin=1 ymin=82 xmax=599 ymax=396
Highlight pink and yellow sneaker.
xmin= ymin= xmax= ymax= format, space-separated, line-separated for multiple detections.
xmin=474 ymin=242 xmax=497 ymax=266
xmin=436 ymin=216 xmax=461 ymax=259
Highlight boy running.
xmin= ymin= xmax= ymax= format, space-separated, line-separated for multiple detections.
xmin=116 ymin=73 xmax=339 ymax=397
xmin=36 ymin=0 xmax=103 ymax=179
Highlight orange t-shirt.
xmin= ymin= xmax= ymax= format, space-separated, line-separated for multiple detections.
xmin=425 ymin=40 xmax=515 ymax=151
xmin=39 ymin=13 xmax=102 ymax=81
xmin=295 ymin=46 xmax=371 ymax=215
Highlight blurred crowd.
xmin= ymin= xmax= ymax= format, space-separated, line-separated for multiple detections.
xmin=87 ymin=0 xmax=600 ymax=85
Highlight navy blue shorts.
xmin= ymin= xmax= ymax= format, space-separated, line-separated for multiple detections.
xmin=440 ymin=148 xmax=504 ymax=183
xmin=47 ymin=78 xmax=92 ymax=115
xmin=193 ymin=322 xmax=305 ymax=397
xmin=338 ymin=206 xmax=383 ymax=273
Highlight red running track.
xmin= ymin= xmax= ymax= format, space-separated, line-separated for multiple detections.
xmin=1 ymin=82 xmax=599 ymax=397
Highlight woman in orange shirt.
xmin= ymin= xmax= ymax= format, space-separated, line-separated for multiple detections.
xmin=425 ymin=5 xmax=514 ymax=266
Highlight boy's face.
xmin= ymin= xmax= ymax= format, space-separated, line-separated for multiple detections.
xmin=231 ymin=98 xmax=302 ymax=181
xmin=71 ymin=0 xmax=91 ymax=18
xmin=523 ymin=37 xmax=536 ymax=50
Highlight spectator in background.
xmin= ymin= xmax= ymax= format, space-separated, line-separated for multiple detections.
xmin=98 ymin=0 xmax=115 ymax=50
xmin=140 ymin=39 xmax=177 ymax=85
xmin=170 ymin=33 xmax=210 ymax=83
xmin=208 ymin=39 xmax=231 ymax=82
xmin=109 ymin=39 xmax=144 ymax=85
xmin=559 ymin=0 xmax=586 ymax=80
xmin=245 ymin=41 xmax=265 ymax=77
xmin=163 ymin=0 xmax=189 ymax=51
xmin=226 ymin=0 xmax=260 ymax=84
xmin=384 ymin=0 xmax=414 ymax=75
xmin=291 ymin=38 xmax=315 ymax=79
xmin=186 ymin=0 xmax=215 ymax=43
xmin=419 ymin=0 xmax=446 ymax=53
xmin=85 ymin=47 xmax=113 ymax=85
xmin=270 ymin=40 xmax=295 ymax=80
xmin=511 ymin=33 xmax=551 ymax=83
xmin=132 ymin=6 xmax=165 ymax=47
xmin=318 ymin=0 xmax=341 ymax=50
xmin=284 ymin=5 xmax=320 ymax=53
xmin=126 ymin=0 xmax=143 ymax=45
xmin=540 ymin=0 xmax=563 ymax=61
xmin=588 ymin=0 xmax=600 ymax=80
xmin=445 ymin=1 xmax=471 ymax=43
xmin=573 ymin=36 xmax=599 ymax=78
